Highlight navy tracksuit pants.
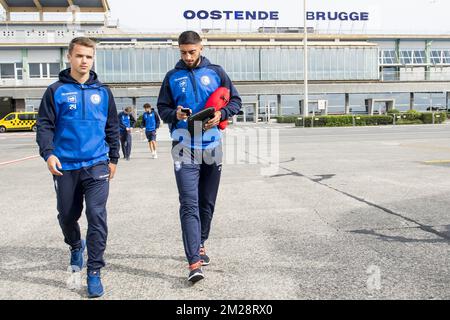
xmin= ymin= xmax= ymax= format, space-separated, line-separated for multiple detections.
xmin=173 ymin=146 xmax=222 ymax=265
xmin=53 ymin=161 xmax=110 ymax=272
xmin=120 ymin=132 xmax=132 ymax=159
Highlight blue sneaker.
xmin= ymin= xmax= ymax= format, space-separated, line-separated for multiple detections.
xmin=70 ymin=239 xmax=85 ymax=271
xmin=87 ymin=270 xmax=104 ymax=298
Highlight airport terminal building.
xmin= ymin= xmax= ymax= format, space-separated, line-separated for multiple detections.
xmin=1 ymin=0 xmax=450 ymax=122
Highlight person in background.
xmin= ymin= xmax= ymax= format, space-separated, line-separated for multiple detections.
xmin=141 ymin=103 xmax=160 ymax=159
xmin=118 ymin=106 xmax=136 ymax=161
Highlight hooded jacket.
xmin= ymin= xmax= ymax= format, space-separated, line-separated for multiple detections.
xmin=118 ymin=111 xmax=136 ymax=134
xmin=36 ymin=68 xmax=120 ymax=170
xmin=141 ymin=110 xmax=160 ymax=132
xmin=157 ymin=56 xmax=241 ymax=149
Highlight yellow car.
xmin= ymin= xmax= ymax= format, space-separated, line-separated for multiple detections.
xmin=0 ymin=112 xmax=38 ymax=133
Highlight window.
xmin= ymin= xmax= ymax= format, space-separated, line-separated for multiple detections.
xmin=4 ymin=114 xmax=15 ymax=121
xmin=0 ymin=63 xmax=15 ymax=79
xmin=400 ymin=51 xmax=413 ymax=64
xmin=49 ymin=63 xmax=60 ymax=77
xmin=25 ymin=99 xmax=42 ymax=112
xmin=431 ymin=50 xmax=442 ymax=64
xmin=18 ymin=114 xmax=36 ymax=121
xmin=412 ymin=50 xmax=426 ymax=64
xmin=0 ymin=63 xmax=24 ymax=80
xmin=443 ymin=51 xmax=450 ymax=64
xmin=15 ymin=62 xmax=23 ymax=80
xmin=380 ymin=50 xmax=397 ymax=65
xmin=43 ymin=64 xmax=49 ymax=77
xmin=29 ymin=63 xmax=41 ymax=78
xmin=382 ymin=67 xmax=399 ymax=81
xmin=29 ymin=63 xmax=61 ymax=79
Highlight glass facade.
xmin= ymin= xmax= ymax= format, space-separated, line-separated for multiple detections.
xmin=430 ymin=50 xmax=450 ymax=64
xmin=136 ymin=97 xmax=158 ymax=116
xmin=2 ymin=42 xmax=450 ymax=117
xmin=115 ymin=97 xmax=133 ymax=112
xmin=380 ymin=49 xmax=450 ymax=66
xmin=414 ymin=92 xmax=446 ymax=111
xmin=380 ymin=50 xmax=397 ymax=65
xmin=96 ymin=46 xmax=178 ymax=82
xmin=25 ymin=99 xmax=41 ymax=112
xmin=95 ymin=45 xmax=379 ymax=83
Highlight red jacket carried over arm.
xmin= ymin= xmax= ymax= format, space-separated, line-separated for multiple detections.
xmin=204 ymin=87 xmax=230 ymax=130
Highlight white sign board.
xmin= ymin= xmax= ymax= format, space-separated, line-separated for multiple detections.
xmin=114 ymin=0 xmax=450 ymax=34
xmin=318 ymin=100 xmax=327 ymax=110
xmin=3 ymin=0 xmax=444 ymax=34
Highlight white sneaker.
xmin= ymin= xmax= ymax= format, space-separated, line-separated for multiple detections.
xmin=153 ymin=153 xmax=158 ymax=159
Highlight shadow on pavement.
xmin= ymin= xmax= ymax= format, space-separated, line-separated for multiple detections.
xmin=0 ymin=246 xmax=189 ymax=297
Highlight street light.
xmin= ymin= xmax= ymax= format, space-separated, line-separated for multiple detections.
xmin=303 ymin=0 xmax=309 ymax=118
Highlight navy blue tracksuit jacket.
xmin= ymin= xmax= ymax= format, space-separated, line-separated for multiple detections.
xmin=141 ymin=110 xmax=160 ymax=132
xmin=37 ymin=69 xmax=120 ymax=169
xmin=157 ymin=57 xmax=242 ymax=265
xmin=157 ymin=56 xmax=241 ymax=150
xmin=118 ymin=111 xmax=135 ymax=158
xmin=36 ymin=68 xmax=120 ymax=272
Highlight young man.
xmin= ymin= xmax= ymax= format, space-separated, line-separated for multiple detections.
xmin=140 ymin=103 xmax=160 ymax=159
xmin=157 ymin=31 xmax=242 ymax=283
xmin=118 ymin=106 xmax=136 ymax=161
xmin=36 ymin=37 xmax=120 ymax=298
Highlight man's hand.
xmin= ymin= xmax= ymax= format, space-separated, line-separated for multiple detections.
xmin=204 ymin=111 xmax=222 ymax=130
xmin=47 ymin=155 xmax=63 ymax=176
xmin=108 ymin=163 xmax=117 ymax=180
xmin=176 ymin=106 xmax=190 ymax=120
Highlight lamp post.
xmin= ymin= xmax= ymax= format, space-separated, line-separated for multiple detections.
xmin=303 ymin=0 xmax=309 ymax=118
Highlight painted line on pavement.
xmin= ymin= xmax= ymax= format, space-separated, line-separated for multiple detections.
xmin=423 ymin=160 xmax=450 ymax=164
xmin=0 ymin=155 xmax=39 ymax=166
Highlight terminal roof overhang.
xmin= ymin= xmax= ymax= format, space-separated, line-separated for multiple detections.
xmin=0 ymin=0 xmax=109 ymax=13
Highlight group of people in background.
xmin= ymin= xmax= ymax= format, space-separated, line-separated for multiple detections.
xmin=117 ymin=103 xmax=160 ymax=160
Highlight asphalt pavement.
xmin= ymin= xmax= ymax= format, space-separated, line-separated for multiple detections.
xmin=0 ymin=123 xmax=449 ymax=299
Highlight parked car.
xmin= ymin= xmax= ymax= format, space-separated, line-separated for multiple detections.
xmin=0 ymin=112 xmax=38 ymax=133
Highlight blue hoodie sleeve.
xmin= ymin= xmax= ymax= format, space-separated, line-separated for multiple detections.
xmin=36 ymin=86 xmax=57 ymax=161
xmin=156 ymin=112 xmax=161 ymax=129
xmin=157 ymin=73 xmax=178 ymax=124
xmin=140 ymin=113 xmax=146 ymax=129
xmin=118 ymin=111 xmax=126 ymax=132
xmin=209 ymin=65 xmax=242 ymax=121
xmin=105 ymin=87 xmax=120 ymax=164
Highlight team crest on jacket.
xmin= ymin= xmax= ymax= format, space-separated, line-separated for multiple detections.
xmin=201 ymin=76 xmax=210 ymax=86
xmin=90 ymin=94 xmax=101 ymax=104
xmin=179 ymin=79 xmax=187 ymax=93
